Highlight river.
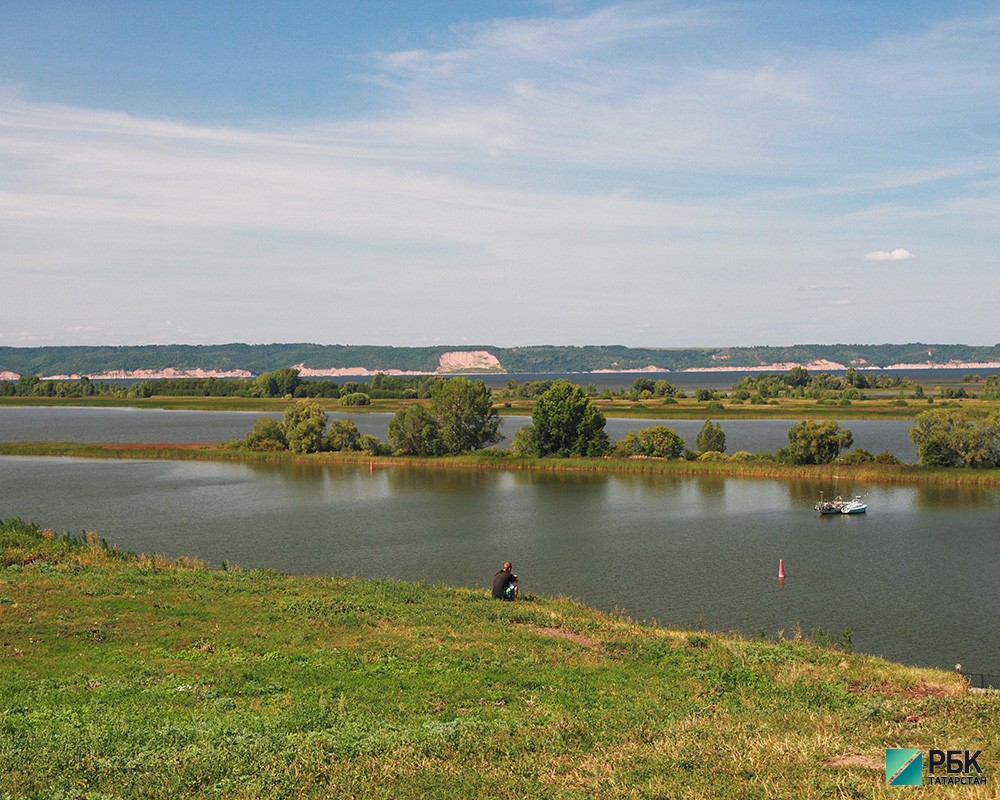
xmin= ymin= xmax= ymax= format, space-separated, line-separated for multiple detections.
xmin=1 ymin=449 xmax=996 ymax=674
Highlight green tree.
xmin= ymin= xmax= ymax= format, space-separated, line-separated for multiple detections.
xmin=429 ymin=377 xmax=502 ymax=454
xmin=631 ymin=377 xmax=656 ymax=399
xmin=388 ymin=405 xmax=445 ymax=456
xmin=325 ymin=419 xmax=360 ymax=452
xmin=16 ymin=375 xmax=40 ymax=395
xmin=510 ymin=424 xmax=538 ymax=457
xmin=786 ymin=366 xmax=810 ymax=388
xmin=695 ymin=419 xmax=726 ymax=453
xmin=253 ymin=368 xmax=301 ymax=398
xmin=843 ymin=367 xmax=868 ymax=389
xmin=638 ymin=425 xmax=685 ymax=458
xmin=530 ymin=380 xmax=610 ymax=457
xmin=908 ymin=409 xmax=1000 ymax=468
xmin=654 ymin=379 xmax=677 ymax=397
xmin=779 ymin=420 xmax=853 ymax=464
xmin=281 ymin=401 xmax=328 ymax=454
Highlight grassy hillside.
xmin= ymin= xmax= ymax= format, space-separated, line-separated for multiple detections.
xmin=2 ymin=518 xmax=995 ymax=798
xmin=4 ymin=342 xmax=1000 ymax=376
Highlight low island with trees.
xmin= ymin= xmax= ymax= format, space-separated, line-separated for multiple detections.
xmin=205 ymin=374 xmax=1000 ymax=485
xmin=4 ymin=366 xmax=1000 ymax=482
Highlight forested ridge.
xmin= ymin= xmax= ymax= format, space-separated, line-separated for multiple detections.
xmin=2 ymin=342 xmax=1000 ymax=377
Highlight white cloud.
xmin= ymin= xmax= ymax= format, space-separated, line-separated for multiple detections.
xmin=863 ymin=249 xmax=916 ymax=261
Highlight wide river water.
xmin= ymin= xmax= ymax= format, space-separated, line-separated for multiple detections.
xmin=1 ymin=408 xmax=997 ymax=674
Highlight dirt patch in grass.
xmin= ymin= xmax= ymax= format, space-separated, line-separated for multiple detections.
xmin=825 ymin=753 xmax=881 ymax=770
xmin=849 ymin=681 xmax=962 ymax=698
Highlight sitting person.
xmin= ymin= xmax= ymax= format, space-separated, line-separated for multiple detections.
xmin=491 ymin=561 xmax=519 ymax=601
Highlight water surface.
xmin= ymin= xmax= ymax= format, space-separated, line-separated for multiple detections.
xmin=2 ymin=455 xmax=995 ymax=673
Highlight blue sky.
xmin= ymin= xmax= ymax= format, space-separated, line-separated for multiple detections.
xmin=2 ymin=1 xmax=998 ymax=348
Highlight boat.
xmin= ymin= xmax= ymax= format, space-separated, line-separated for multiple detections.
xmin=840 ymin=495 xmax=867 ymax=514
xmin=815 ymin=492 xmax=868 ymax=515
xmin=815 ymin=493 xmax=846 ymax=515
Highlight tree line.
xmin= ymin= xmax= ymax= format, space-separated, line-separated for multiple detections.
xmin=230 ymin=375 xmax=1000 ymax=469
xmin=0 ymin=369 xmax=442 ymax=402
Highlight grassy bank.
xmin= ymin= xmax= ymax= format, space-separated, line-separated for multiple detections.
xmin=5 ymin=392 xmax=999 ymax=421
xmin=2 ymin=518 xmax=995 ymax=799
xmin=4 ymin=440 xmax=1000 ymax=487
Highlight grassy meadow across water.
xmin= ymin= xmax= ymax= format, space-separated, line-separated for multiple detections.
xmin=2 ymin=391 xmax=998 ymax=420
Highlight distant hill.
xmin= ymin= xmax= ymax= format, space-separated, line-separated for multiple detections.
xmin=2 ymin=342 xmax=1000 ymax=379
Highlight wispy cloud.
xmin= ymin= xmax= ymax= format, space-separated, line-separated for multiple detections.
xmin=355 ymin=5 xmax=1000 ymax=181
xmin=3 ymin=4 xmax=1000 ymax=347
xmin=863 ymin=249 xmax=915 ymax=262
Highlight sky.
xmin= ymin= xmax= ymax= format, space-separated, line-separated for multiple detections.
xmin=2 ymin=1 xmax=999 ymax=349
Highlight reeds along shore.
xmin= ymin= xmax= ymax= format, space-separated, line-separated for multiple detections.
xmin=2 ymin=440 xmax=1000 ymax=486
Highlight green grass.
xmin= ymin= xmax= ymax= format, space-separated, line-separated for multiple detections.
xmin=2 ymin=518 xmax=997 ymax=799
xmin=5 ymin=392 xmax=1000 ymax=420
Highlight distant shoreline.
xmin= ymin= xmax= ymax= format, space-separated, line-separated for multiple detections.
xmin=6 ymin=342 xmax=1000 ymax=381
xmin=6 ymin=360 xmax=1000 ymax=383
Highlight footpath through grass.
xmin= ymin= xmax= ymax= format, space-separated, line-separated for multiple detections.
xmin=2 ymin=518 xmax=996 ymax=799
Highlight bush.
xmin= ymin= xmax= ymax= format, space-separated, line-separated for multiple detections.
xmin=341 ymin=392 xmax=371 ymax=406
xmin=730 ymin=451 xmax=769 ymax=461
xmin=833 ymin=449 xmax=875 ymax=465
xmin=357 ymin=433 xmax=388 ymax=455
xmin=511 ymin=425 xmax=537 ymax=457
xmin=637 ymin=426 xmax=685 ymax=459
xmin=241 ymin=417 xmax=288 ymax=451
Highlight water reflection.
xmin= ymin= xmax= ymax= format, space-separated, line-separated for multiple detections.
xmin=385 ymin=465 xmax=501 ymax=494
xmin=509 ymin=469 xmax=611 ymax=487
xmin=913 ymin=484 xmax=1000 ymax=509
xmin=693 ymin=475 xmax=727 ymax=501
